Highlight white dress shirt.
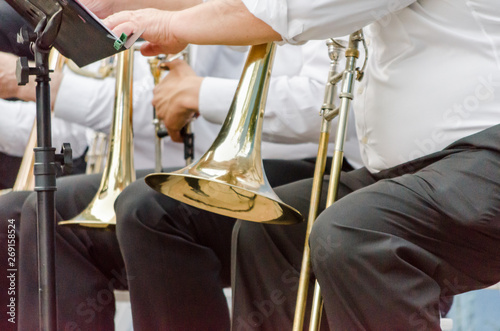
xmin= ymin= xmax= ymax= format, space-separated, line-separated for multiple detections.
xmin=243 ymin=0 xmax=500 ymax=172
xmin=197 ymin=43 xmax=362 ymax=167
xmin=0 ymin=98 xmax=88 ymax=158
xmin=56 ymin=44 xmax=363 ymax=170
xmin=55 ymin=53 xmax=193 ymax=170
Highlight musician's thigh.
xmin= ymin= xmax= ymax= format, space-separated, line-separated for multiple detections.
xmin=0 ymin=191 xmax=32 ymax=227
xmin=234 ymin=167 xmax=376 ymax=270
xmin=262 ymin=158 xmax=315 ymax=187
xmin=54 ymin=173 xmax=102 ymax=219
xmin=311 ymin=148 xmax=500 ymax=287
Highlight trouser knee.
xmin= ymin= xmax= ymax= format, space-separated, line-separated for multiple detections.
xmin=309 ymin=202 xmax=364 ymax=271
xmin=234 ymin=221 xmax=267 ymax=251
xmin=115 ymin=179 xmax=200 ymax=241
xmin=115 ymin=180 xmax=156 ymax=236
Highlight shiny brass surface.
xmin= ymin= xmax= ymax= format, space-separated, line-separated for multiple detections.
xmin=292 ymin=38 xmax=345 ymax=331
xmin=59 ymin=49 xmax=136 ymax=228
xmin=85 ymin=131 xmax=108 ymax=174
xmin=313 ymin=31 xmax=365 ymax=331
xmin=292 ymin=31 xmax=366 ymax=331
xmin=12 ymin=121 xmax=36 ymax=191
xmin=145 ymin=43 xmax=302 ymax=224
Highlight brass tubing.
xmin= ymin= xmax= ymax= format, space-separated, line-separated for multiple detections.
xmin=293 ymin=126 xmax=331 ymax=330
xmin=145 ymin=43 xmax=303 ymax=224
xmin=59 ymin=49 xmax=136 ymax=227
xmin=292 ymin=38 xmax=346 ymax=331
xmin=12 ymin=121 xmax=36 ymax=191
xmin=308 ymin=31 xmax=363 ymax=331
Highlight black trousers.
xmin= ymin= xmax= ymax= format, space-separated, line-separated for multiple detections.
xmin=0 ymin=191 xmax=30 ymax=331
xmin=16 ymin=169 xmax=151 ymax=331
xmin=114 ymin=159 xmax=321 ymax=331
xmin=16 ymin=159 xmax=317 ymax=330
xmin=0 ymin=156 xmax=87 ymax=331
xmin=232 ymin=124 xmax=500 ymax=330
xmin=0 ymin=152 xmax=22 ymax=190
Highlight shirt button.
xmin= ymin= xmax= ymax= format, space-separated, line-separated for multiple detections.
xmin=357 ymin=86 xmax=364 ymax=95
xmin=361 ymin=136 xmax=368 ymax=144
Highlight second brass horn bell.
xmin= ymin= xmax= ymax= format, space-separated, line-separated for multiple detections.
xmin=145 ymin=43 xmax=302 ymax=225
xmin=59 ymin=49 xmax=136 ymax=228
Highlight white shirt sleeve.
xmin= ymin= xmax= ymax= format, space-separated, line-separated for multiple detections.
xmin=242 ymin=0 xmax=416 ymax=43
xmin=0 ymin=99 xmax=88 ymax=158
xmin=53 ymin=64 xmax=114 ymax=133
xmin=196 ymin=41 xmax=362 ymax=164
xmin=260 ymin=42 xmax=329 ymax=144
xmin=199 ymin=77 xmax=239 ymax=125
xmin=0 ymin=99 xmax=34 ymax=156
xmin=199 ymin=41 xmax=337 ymax=144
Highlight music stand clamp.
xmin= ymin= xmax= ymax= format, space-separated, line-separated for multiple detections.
xmin=15 ymin=6 xmax=72 ymax=330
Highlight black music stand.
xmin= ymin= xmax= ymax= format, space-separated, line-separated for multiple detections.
xmin=5 ymin=1 xmax=139 ymax=329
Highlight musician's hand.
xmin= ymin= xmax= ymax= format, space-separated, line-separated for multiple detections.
xmin=104 ymin=9 xmax=188 ymax=56
xmin=153 ymin=59 xmax=202 ymax=142
xmin=0 ymin=52 xmax=25 ymax=100
xmin=0 ymin=52 xmax=63 ymax=108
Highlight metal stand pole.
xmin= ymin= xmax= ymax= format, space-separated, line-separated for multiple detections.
xmin=16 ymin=8 xmax=72 ymax=330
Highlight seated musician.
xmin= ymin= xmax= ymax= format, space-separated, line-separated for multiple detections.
xmin=13 ymin=2 xmax=361 ymax=329
xmin=98 ymin=0 xmax=500 ymax=329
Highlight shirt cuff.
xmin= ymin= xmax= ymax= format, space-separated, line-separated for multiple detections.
xmin=241 ymin=0 xmax=304 ymax=44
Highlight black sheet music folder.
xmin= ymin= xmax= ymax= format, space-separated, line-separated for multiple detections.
xmin=5 ymin=0 xmax=141 ymax=67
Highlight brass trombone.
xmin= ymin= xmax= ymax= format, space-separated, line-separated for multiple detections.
xmin=84 ymin=131 xmax=108 ymax=174
xmin=66 ymin=56 xmax=115 ymax=80
xmin=146 ymin=33 xmax=366 ymax=329
xmin=292 ymin=37 xmax=347 ymax=331
xmin=59 ymin=48 xmax=136 ymax=227
xmin=68 ymin=56 xmax=116 ymax=175
xmin=2 ymin=121 xmax=37 ymax=194
xmin=0 ymin=52 xmax=115 ymax=196
xmin=294 ymin=31 xmax=367 ymax=331
xmin=145 ymin=43 xmax=302 ymax=224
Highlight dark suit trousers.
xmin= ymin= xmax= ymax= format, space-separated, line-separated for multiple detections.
xmin=114 ymin=159 xmax=319 ymax=331
xmin=16 ymin=159 xmax=316 ymax=330
xmin=0 ymin=158 xmax=86 ymax=331
xmin=232 ymin=124 xmax=500 ymax=331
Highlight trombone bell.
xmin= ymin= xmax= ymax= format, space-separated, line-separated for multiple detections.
xmin=146 ymin=167 xmax=302 ymax=224
xmin=145 ymin=43 xmax=302 ymax=225
xmin=59 ymin=49 xmax=136 ymax=228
